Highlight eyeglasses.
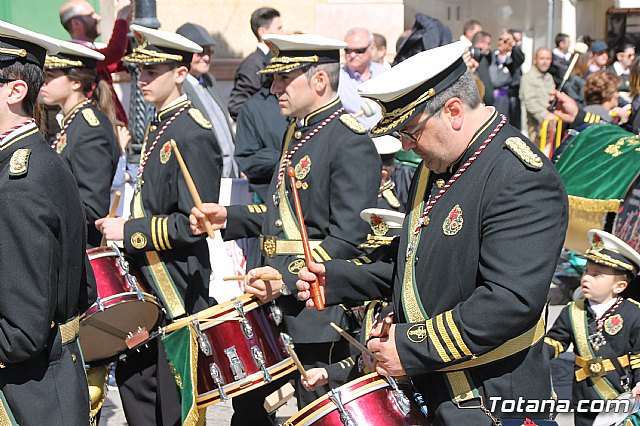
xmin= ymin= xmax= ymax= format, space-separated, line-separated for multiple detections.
xmin=393 ymin=110 xmax=437 ymax=143
xmin=344 ymin=45 xmax=370 ymax=55
xmin=0 ymin=78 xmax=15 ymax=86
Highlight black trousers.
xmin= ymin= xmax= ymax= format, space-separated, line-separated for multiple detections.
xmin=115 ymin=338 xmax=181 ymax=426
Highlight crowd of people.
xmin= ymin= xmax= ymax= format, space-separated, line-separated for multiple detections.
xmin=0 ymin=3 xmax=639 ymax=426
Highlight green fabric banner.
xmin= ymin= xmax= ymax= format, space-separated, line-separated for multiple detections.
xmin=162 ymin=325 xmax=199 ymax=426
xmin=555 ymin=124 xmax=640 ymax=202
xmin=625 ymin=412 xmax=640 ymax=426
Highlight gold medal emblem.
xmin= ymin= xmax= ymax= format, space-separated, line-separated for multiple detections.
xmin=56 ymin=134 xmax=67 ymax=154
xmin=604 ymin=314 xmax=623 ymax=335
xmin=288 ymin=259 xmax=306 ymax=274
xmin=159 ymin=141 xmax=172 ymax=164
xmin=295 ymin=155 xmax=312 ymax=180
xmin=443 ymin=204 xmax=463 ymax=236
xmin=407 ymin=323 xmax=427 ymax=343
xmin=369 ymin=214 xmax=389 ymax=236
xmin=131 ymin=232 xmax=147 ymax=249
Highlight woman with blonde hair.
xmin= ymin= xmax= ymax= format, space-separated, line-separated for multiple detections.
xmin=39 ymin=41 xmax=120 ymax=248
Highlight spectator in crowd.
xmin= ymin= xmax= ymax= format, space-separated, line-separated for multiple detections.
xmin=588 ymin=41 xmax=609 ymax=74
xmin=550 ymin=33 xmax=571 ymax=86
xmin=607 ymin=43 xmax=635 ymax=104
xmin=177 ymin=22 xmax=238 ymax=178
xmin=338 ymin=27 xmax=384 ymax=130
xmin=489 ymin=29 xmax=525 ymax=127
xmin=371 ymin=32 xmax=391 ymax=69
xmin=227 ymin=7 xmax=284 ymax=120
xmin=395 ymin=29 xmax=412 ymax=53
xmin=59 ymin=0 xmax=131 ymax=124
xmin=471 ymin=30 xmax=494 ymax=106
xmin=460 ymin=18 xmax=482 ymax=46
xmin=583 ymin=70 xmax=622 ymax=122
xmin=564 ymin=52 xmax=591 ymax=108
xmin=520 ymin=47 xmax=557 ymax=144
xmin=626 ymin=55 xmax=640 ymax=132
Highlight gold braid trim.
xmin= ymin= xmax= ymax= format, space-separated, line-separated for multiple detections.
xmin=260 ymin=62 xmax=306 ymax=74
xmin=371 ymin=107 xmax=416 ymax=135
xmin=45 ymin=55 xmax=84 ymax=68
xmin=270 ymin=55 xmax=319 ymax=64
xmin=568 ymin=195 xmax=622 ymax=213
xmin=0 ymin=47 xmax=26 ymax=57
xmin=584 ymin=249 xmax=634 ymax=271
xmin=124 ymin=48 xmax=183 ymax=64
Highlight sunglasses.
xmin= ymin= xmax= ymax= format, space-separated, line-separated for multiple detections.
xmin=344 ymin=45 xmax=370 ymax=55
xmin=0 ymin=78 xmax=15 ymax=84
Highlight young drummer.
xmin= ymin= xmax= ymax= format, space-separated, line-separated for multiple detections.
xmin=545 ymin=229 xmax=640 ymax=426
xmin=96 ymin=24 xmax=222 ymax=425
xmin=40 ymin=40 xmax=120 ymax=248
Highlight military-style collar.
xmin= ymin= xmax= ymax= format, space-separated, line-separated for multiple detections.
xmin=62 ymin=98 xmax=92 ymax=124
xmin=299 ymin=97 xmax=341 ymax=127
xmin=157 ymin=94 xmax=189 ymax=121
xmin=446 ymin=108 xmax=500 ymax=174
xmin=0 ymin=121 xmax=38 ymax=156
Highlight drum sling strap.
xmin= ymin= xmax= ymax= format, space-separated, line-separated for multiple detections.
xmin=132 ymin=189 xmax=186 ymax=320
xmin=401 ymin=165 xmax=546 ymax=423
xmin=569 ymin=300 xmax=621 ymax=400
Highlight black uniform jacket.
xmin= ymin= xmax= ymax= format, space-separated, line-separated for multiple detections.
xmin=322 ymin=110 xmax=569 ymax=422
xmin=0 ymin=124 xmax=93 ymax=424
xmin=54 ymin=101 xmax=120 ymax=247
xmin=546 ymin=298 xmax=640 ymax=402
xmin=225 ymin=99 xmax=381 ymax=343
xmin=124 ymin=98 xmax=222 ymax=319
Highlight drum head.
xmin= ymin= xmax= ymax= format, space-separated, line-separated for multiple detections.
xmin=80 ymin=296 xmax=161 ymax=364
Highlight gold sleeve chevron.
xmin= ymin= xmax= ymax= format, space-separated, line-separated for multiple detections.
xmin=583 ymin=111 xmax=602 ymax=123
xmin=311 ymin=245 xmax=331 ymax=263
xmin=544 ymin=337 xmax=566 ymax=359
xmin=247 ymin=204 xmax=267 ymax=214
xmin=347 ymin=255 xmax=373 ymax=266
xmin=425 ymin=311 xmax=473 ymax=363
xmin=337 ymin=357 xmax=356 ymax=370
xmin=630 ymin=353 xmax=640 ymax=370
xmin=151 ymin=216 xmax=172 ymax=251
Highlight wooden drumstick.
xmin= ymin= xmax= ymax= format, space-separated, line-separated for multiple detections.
xmin=379 ymin=315 xmax=393 ymax=338
xmin=287 ymin=167 xmax=325 ymax=311
xmin=100 ymin=191 xmax=121 ymax=246
xmin=222 ymin=273 xmax=282 ymax=281
xmin=285 ymin=342 xmax=309 ymax=382
xmin=169 ymin=140 xmax=215 ymax=239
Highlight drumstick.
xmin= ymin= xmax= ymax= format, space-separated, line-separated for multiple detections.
xmin=330 ymin=322 xmax=376 ymax=359
xmin=169 ymin=140 xmax=215 ymax=239
xmin=548 ymin=42 xmax=589 ymax=111
xmin=379 ymin=315 xmax=393 ymax=338
xmin=222 ymin=273 xmax=282 ymax=281
xmin=284 ymin=342 xmax=309 ymax=382
xmin=287 ymin=167 xmax=325 ymax=311
xmin=100 ymin=191 xmax=121 ymax=246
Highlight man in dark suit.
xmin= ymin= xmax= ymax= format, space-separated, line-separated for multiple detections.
xmin=177 ymin=22 xmax=238 ymax=178
xmin=0 ymin=21 xmax=93 ymax=424
xmin=227 ymin=7 xmax=284 ymax=120
xmin=550 ymin=33 xmax=571 ymax=87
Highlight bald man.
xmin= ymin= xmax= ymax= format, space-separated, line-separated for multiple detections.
xmin=519 ymin=47 xmax=556 ymax=145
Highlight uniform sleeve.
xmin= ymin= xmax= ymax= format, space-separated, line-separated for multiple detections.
xmin=394 ymin=163 xmax=568 ymax=375
xmin=95 ymin=19 xmax=129 ymax=70
xmin=571 ymin=109 xmax=603 ymax=128
xmin=0 ymin=184 xmax=57 ymax=362
xmin=224 ymin=203 xmax=267 ymax=240
xmin=544 ymin=305 xmax=572 ymax=359
xmin=124 ymin=130 xmax=222 ymax=252
xmin=69 ymin=122 xmax=118 ymax=230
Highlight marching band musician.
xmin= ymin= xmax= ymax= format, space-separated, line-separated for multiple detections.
xmin=190 ymin=34 xmax=381 ymax=424
xmin=295 ymin=41 xmax=569 ymax=424
xmin=39 ymin=40 xmax=120 ymax=248
xmin=96 ymin=25 xmax=222 ymax=425
xmin=0 ymin=20 xmax=93 ymax=423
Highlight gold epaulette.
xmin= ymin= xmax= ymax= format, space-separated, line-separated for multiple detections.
xmin=188 ymin=108 xmax=212 ymax=129
xmin=9 ymin=148 xmax=30 ymax=177
xmin=82 ymin=108 xmax=100 ymax=127
xmin=504 ymin=137 xmax=543 ymax=169
xmin=357 ymin=234 xmax=396 ymax=249
xmin=339 ymin=114 xmax=366 ymax=134
xmin=627 ymin=298 xmax=640 ymax=309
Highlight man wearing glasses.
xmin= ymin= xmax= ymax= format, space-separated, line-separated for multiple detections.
xmin=296 ymin=41 xmax=568 ymax=424
xmin=59 ymin=0 xmax=132 ymax=124
xmin=338 ymin=27 xmax=383 ymax=130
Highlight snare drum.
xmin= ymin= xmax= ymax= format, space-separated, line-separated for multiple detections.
xmin=283 ymin=373 xmax=429 ymax=426
xmin=80 ymin=246 xmax=162 ymax=364
xmin=164 ymin=294 xmax=295 ymax=408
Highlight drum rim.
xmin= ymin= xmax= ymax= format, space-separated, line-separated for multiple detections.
xmin=284 ymin=373 xmax=389 ymax=425
xmin=196 ymin=357 xmax=296 ymax=408
xmin=81 ymin=292 xmax=162 ymax=318
xmin=86 ymin=246 xmax=124 ymax=259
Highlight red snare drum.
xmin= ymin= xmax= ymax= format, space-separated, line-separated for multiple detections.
xmin=284 ymin=373 xmax=430 ymax=426
xmin=80 ymin=246 xmax=162 ymax=364
xmin=165 ymin=294 xmax=295 ymax=408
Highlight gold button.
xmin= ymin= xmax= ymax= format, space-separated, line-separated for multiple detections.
xmin=150 ymin=125 xmax=157 ymax=132
xmin=51 ymin=321 xmax=55 ymax=329
xmin=435 ymin=179 xmax=445 ymax=189
xmin=275 ymin=219 xmax=283 ymax=227
xmin=0 ymin=363 xmax=5 ymax=369
xmin=294 ymin=131 xmax=303 ymax=139
xmin=71 ymin=354 xmax=77 ymax=363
